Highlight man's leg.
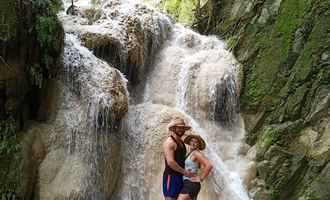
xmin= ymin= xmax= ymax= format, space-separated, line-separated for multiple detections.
xmin=163 ymin=174 xmax=183 ymax=200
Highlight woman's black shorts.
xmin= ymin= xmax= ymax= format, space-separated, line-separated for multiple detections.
xmin=180 ymin=179 xmax=201 ymax=199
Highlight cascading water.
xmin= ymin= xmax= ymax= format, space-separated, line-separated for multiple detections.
xmin=36 ymin=32 xmax=128 ymax=199
xmin=50 ymin=0 xmax=255 ymax=199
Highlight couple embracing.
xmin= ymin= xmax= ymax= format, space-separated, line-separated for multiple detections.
xmin=163 ymin=117 xmax=213 ymax=200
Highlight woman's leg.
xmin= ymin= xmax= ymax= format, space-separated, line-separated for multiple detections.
xmin=177 ymin=194 xmax=191 ymax=200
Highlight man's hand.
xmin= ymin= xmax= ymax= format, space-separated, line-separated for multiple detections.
xmin=183 ymin=170 xmax=194 ymax=178
xmin=189 ymin=176 xmax=201 ymax=182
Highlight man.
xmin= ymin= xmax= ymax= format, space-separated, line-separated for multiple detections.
xmin=163 ymin=117 xmax=194 ymax=200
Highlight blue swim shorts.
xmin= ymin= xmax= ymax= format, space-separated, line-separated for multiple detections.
xmin=162 ymin=173 xmax=184 ymax=198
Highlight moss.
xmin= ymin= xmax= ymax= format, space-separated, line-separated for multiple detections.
xmin=273 ymin=84 xmax=309 ymax=122
xmin=302 ymin=191 xmax=322 ymax=200
xmin=290 ymin=10 xmax=330 ymax=83
xmin=257 ymin=126 xmax=280 ymax=155
xmin=269 ymin=2 xmax=330 ymax=122
xmin=301 ymin=164 xmax=330 ymax=200
xmin=240 ymin=0 xmax=312 ymax=107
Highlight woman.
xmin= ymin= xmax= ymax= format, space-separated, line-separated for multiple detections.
xmin=178 ymin=134 xmax=213 ymax=200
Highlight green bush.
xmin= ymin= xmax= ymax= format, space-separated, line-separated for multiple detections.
xmin=29 ymin=0 xmax=63 ymax=87
xmin=32 ymin=0 xmax=63 ymax=14
xmin=36 ymin=16 xmax=57 ymax=49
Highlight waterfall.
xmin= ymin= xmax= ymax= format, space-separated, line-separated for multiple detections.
xmin=49 ymin=0 xmax=254 ymax=199
xmin=137 ymin=24 xmax=250 ymax=199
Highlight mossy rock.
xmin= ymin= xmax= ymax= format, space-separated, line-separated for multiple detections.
xmin=240 ymin=0 xmax=313 ymax=108
xmin=202 ymin=0 xmax=330 ymax=199
xmin=300 ymin=163 xmax=330 ymax=200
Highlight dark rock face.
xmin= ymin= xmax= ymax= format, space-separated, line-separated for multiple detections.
xmin=214 ymin=75 xmax=239 ymax=128
xmin=193 ymin=0 xmax=330 ymax=199
xmin=0 ymin=0 xmax=64 ymax=198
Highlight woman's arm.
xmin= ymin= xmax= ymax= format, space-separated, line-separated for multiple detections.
xmin=194 ymin=151 xmax=213 ymax=181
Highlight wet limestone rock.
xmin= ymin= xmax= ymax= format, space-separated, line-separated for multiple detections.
xmin=60 ymin=1 xmax=172 ymax=86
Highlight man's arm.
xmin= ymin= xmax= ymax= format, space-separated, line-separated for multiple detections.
xmin=163 ymin=139 xmax=188 ymax=176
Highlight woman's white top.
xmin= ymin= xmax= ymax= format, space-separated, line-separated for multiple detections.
xmin=183 ymin=151 xmax=199 ymax=181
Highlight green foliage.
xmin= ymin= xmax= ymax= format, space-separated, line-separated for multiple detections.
xmin=32 ymin=0 xmax=63 ymax=50
xmin=0 ymin=117 xmax=19 ymax=155
xmin=30 ymin=0 xmax=63 ymax=86
xmin=36 ymin=16 xmax=57 ymax=49
xmin=161 ymin=0 xmax=181 ymax=18
xmin=31 ymin=0 xmax=63 ymax=14
xmin=160 ymin=0 xmax=199 ymax=25
xmin=34 ymin=16 xmax=62 ymax=83
xmin=32 ymin=0 xmax=49 ymax=10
